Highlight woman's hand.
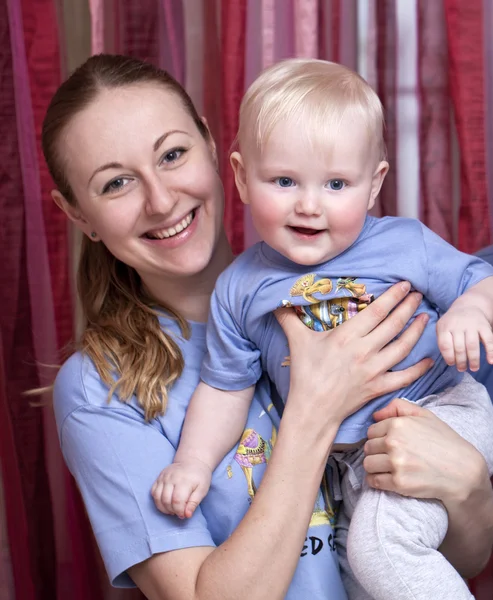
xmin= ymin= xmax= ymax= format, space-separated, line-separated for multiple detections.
xmin=363 ymin=398 xmax=493 ymax=578
xmin=275 ymin=282 xmax=433 ymax=429
xmin=363 ymin=398 xmax=486 ymax=503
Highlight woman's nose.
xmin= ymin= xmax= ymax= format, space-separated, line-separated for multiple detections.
xmin=144 ymin=175 xmax=178 ymax=217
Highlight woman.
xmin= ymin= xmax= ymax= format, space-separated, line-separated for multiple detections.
xmin=44 ymin=54 xmax=493 ymax=599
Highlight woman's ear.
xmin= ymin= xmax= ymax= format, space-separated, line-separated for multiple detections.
xmin=230 ymin=152 xmax=249 ymax=204
xmin=201 ymin=116 xmax=219 ymax=168
xmin=367 ymin=161 xmax=389 ymax=210
xmin=51 ymin=190 xmax=96 ymax=240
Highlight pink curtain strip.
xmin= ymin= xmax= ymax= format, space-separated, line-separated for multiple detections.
xmin=274 ymin=0 xmax=295 ymax=60
xmin=261 ymin=0 xmax=275 ymax=68
xmin=246 ymin=0 xmax=262 ymax=88
xmin=161 ymin=0 xmax=184 ymax=83
xmin=319 ymin=0 xmax=332 ymax=60
xmin=6 ymin=1 xmax=74 ymax=598
xmin=339 ymin=0 xmax=357 ymax=70
xmin=294 ymin=0 xmax=318 ymax=58
xmin=183 ymin=0 xmax=204 ymax=114
xmin=89 ymin=0 xmax=105 ymax=54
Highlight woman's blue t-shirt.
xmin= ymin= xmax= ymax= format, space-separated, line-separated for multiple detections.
xmin=54 ymin=317 xmax=347 ymax=598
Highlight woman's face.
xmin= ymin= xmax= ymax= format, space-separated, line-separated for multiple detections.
xmin=56 ymin=83 xmax=226 ymax=288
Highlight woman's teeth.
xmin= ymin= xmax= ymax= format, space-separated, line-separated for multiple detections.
xmin=146 ymin=211 xmax=194 ymax=239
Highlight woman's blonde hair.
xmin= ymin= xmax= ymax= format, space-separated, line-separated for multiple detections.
xmin=42 ymin=54 xmax=209 ymax=420
xmin=238 ymin=58 xmax=386 ymax=160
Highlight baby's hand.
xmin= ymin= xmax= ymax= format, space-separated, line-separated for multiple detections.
xmin=151 ymin=458 xmax=212 ymax=519
xmin=437 ymin=305 xmax=493 ymax=372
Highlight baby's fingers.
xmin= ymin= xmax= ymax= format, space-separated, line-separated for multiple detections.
xmin=465 ymin=329 xmax=481 ymax=372
xmin=171 ymin=483 xmax=196 ymax=519
xmin=184 ymin=483 xmax=208 ymax=519
xmin=452 ymin=332 xmax=467 ymax=372
xmin=152 ymin=481 xmax=175 ymax=515
xmin=480 ymin=326 xmax=493 ymax=365
xmin=437 ymin=330 xmax=455 ymax=367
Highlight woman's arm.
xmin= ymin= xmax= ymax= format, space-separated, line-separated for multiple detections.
xmin=130 ymin=285 xmax=432 ymax=600
xmin=363 ymin=398 xmax=493 ymax=578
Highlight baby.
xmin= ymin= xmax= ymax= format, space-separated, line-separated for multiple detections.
xmin=153 ymin=59 xmax=493 ymax=599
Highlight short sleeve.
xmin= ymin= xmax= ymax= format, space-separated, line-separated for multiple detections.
xmin=59 ymin=404 xmax=215 ymax=587
xmin=421 ymin=223 xmax=493 ymax=311
xmin=200 ymin=288 xmax=262 ymax=391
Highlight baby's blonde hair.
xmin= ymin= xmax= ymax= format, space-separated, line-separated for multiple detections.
xmin=238 ymin=58 xmax=386 ymax=160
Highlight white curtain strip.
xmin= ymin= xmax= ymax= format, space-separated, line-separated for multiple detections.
xmin=357 ymin=0 xmax=377 ymax=90
xmin=395 ymin=0 xmax=420 ymax=219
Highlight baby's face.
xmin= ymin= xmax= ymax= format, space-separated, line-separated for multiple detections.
xmin=236 ymin=115 xmax=387 ymax=266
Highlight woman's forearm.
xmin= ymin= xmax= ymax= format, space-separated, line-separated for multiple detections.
xmin=440 ymin=462 xmax=493 ymax=579
xmin=196 ymin=401 xmax=338 ymax=600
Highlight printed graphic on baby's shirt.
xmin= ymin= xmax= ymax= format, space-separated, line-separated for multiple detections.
xmin=280 ymin=275 xmax=374 ymax=333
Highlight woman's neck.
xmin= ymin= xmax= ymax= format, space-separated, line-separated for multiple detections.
xmin=144 ymin=233 xmax=234 ymax=323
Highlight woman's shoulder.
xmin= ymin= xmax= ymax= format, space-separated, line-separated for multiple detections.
xmin=53 ymin=351 xmax=130 ymax=430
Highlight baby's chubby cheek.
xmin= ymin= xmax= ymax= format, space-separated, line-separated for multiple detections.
xmin=250 ymin=200 xmax=285 ymax=240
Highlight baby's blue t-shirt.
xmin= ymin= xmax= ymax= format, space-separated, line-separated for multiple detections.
xmin=201 ymin=216 xmax=493 ymax=444
xmin=54 ymin=318 xmax=347 ymax=598
xmin=474 ymin=245 xmax=493 ymax=395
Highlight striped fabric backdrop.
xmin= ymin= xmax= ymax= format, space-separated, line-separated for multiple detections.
xmin=1 ymin=1 xmax=492 ymax=598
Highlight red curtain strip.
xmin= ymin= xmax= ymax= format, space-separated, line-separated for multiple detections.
xmin=444 ymin=0 xmax=491 ymax=253
xmin=220 ymin=0 xmax=247 ymax=254
xmin=417 ymin=0 xmax=454 ymax=244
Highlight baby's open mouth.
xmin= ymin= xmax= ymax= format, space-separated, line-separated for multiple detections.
xmin=290 ymin=226 xmax=323 ymax=236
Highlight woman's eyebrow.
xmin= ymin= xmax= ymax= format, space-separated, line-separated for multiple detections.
xmin=88 ymin=162 xmax=123 ymax=185
xmin=153 ymin=129 xmax=189 ymax=152
xmin=88 ymin=129 xmax=191 ymax=184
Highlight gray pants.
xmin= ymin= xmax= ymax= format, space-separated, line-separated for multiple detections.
xmin=330 ymin=374 xmax=493 ymax=600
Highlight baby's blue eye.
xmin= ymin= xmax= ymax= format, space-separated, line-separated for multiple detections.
xmin=276 ymin=177 xmax=294 ymax=188
xmin=328 ymin=179 xmax=345 ymax=191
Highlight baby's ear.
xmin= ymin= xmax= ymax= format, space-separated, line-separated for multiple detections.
xmin=230 ymin=152 xmax=249 ymax=205
xmin=368 ymin=161 xmax=389 ymax=210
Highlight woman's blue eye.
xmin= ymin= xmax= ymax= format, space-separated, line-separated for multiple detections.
xmin=327 ymin=179 xmax=345 ymax=191
xmin=102 ymin=178 xmax=128 ymax=194
xmin=276 ymin=177 xmax=294 ymax=188
xmin=161 ymin=148 xmax=185 ymax=164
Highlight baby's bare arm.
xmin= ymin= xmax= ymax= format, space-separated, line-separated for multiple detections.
xmin=152 ymin=382 xmax=255 ymax=517
xmin=176 ymin=382 xmax=255 ymax=469
xmin=451 ymin=276 xmax=493 ymax=323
